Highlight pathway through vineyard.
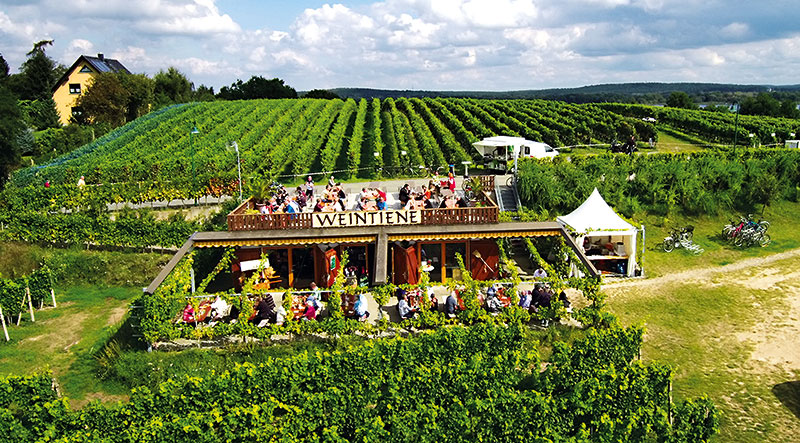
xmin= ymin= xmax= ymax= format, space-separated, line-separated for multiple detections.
xmin=604 ymin=247 xmax=800 ymax=442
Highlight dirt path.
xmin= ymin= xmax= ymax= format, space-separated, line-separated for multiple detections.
xmin=604 ymin=247 xmax=800 ymax=293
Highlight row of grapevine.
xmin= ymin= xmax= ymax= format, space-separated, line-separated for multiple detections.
xmin=597 ymin=103 xmax=800 ymax=145
xmin=8 ymin=98 xmax=793 ymax=206
xmin=517 ymin=149 xmax=800 ymax=216
xmin=0 ymin=322 xmax=717 ymax=442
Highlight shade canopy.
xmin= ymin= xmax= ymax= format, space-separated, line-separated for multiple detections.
xmin=557 ymin=188 xmax=635 ymax=234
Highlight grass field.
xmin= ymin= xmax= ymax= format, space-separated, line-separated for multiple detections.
xmin=605 ymin=200 xmax=800 ymax=442
xmin=0 ymin=286 xmax=140 ymax=404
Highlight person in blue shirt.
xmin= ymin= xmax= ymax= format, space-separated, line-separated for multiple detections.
xmin=352 ymin=293 xmax=369 ymax=321
xmin=377 ymin=198 xmax=386 ymax=210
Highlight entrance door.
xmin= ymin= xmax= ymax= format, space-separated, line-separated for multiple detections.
xmin=319 ymin=248 xmax=339 ymax=288
xmin=393 ymin=245 xmax=419 ymax=285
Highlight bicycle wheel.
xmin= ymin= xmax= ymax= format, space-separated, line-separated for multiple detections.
xmin=662 ymin=239 xmax=675 ymax=252
xmin=683 ymin=230 xmax=693 ymax=242
xmin=759 ymin=221 xmax=770 ymax=231
xmin=506 ymin=176 xmax=515 ymax=187
xmin=759 ymin=233 xmax=771 ymax=247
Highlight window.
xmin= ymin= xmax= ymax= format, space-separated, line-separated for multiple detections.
xmin=79 ymin=65 xmax=93 ymax=73
xmin=69 ymin=83 xmax=81 ymax=94
xmin=71 ymin=106 xmax=83 ymax=117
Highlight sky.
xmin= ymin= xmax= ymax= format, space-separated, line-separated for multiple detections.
xmin=1 ymin=0 xmax=799 ymax=92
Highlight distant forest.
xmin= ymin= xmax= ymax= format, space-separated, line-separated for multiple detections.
xmin=331 ymin=82 xmax=800 ymax=105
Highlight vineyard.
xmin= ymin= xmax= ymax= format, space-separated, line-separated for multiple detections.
xmin=8 ymin=98 xmax=665 ymax=203
xmin=0 ymin=322 xmax=717 ymax=442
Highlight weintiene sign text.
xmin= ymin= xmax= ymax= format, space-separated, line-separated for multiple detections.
xmin=312 ymin=210 xmax=421 ymax=228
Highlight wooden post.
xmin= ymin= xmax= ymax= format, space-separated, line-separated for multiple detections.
xmin=50 ymin=288 xmax=57 ymax=308
xmin=287 ymin=247 xmax=294 ymax=288
xmin=26 ymin=287 xmax=35 ymax=322
xmin=668 ymin=379 xmax=673 ymax=425
xmin=0 ymin=305 xmax=9 ymax=341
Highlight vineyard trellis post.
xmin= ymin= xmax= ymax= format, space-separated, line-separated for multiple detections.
xmin=190 ymin=124 xmax=200 ymax=205
xmin=732 ymin=101 xmax=739 ymax=154
xmin=0 ymin=305 xmax=8 ymax=341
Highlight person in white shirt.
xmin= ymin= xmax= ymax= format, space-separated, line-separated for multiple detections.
xmin=533 ymin=268 xmax=548 ymax=279
xmin=210 ymin=295 xmax=229 ymax=320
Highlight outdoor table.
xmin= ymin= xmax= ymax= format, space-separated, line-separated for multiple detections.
xmin=343 ymin=293 xmax=357 ymax=316
xmin=291 ymin=295 xmax=306 ymax=319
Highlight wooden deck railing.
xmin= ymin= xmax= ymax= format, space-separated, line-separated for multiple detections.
xmin=227 ymin=176 xmax=500 ymax=231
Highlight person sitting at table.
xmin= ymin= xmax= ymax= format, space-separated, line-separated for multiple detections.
xmin=397 ymin=293 xmax=417 ymax=319
xmin=518 ymin=290 xmax=531 ymax=310
xmin=429 ymin=291 xmax=438 ymax=312
xmin=376 ymin=197 xmax=387 ymax=210
xmin=376 ymin=188 xmax=387 ymax=201
xmin=355 ymin=198 xmax=366 ymax=211
xmin=328 ymin=175 xmax=336 ymax=187
xmin=250 ymin=295 xmax=276 ymax=326
xmin=399 ymin=184 xmax=411 ymax=205
xmin=456 ymin=196 xmax=469 ymax=208
xmin=445 ymin=292 xmax=459 ymax=318
xmin=296 ymin=186 xmax=307 ymax=208
xmin=358 ymin=187 xmax=369 ymax=201
xmin=313 ymin=200 xmax=324 ymax=212
xmin=350 ymin=293 xmax=370 ymax=321
xmin=485 ymin=289 xmax=503 ymax=313
xmin=422 ymin=185 xmax=431 ymax=200
xmin=303 ymin=299 xmax=317 ymax=321
xmin=424 ymin=198 xmax=435 ymax=209
xmin=533 ymin=268 xmax=548 ymax=279
xmin=308 ymin=282 xmax=322 ymax=307
xmin=181 ymin=302 xmax=195 ymax=323
xmin=209 ymin=295 xmax=230 ymax=321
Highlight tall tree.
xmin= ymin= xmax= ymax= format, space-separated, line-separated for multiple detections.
xmin=16 ymin=40 xmax=60 ymax=100
xmin=666 ymin=91 xmax=696 ymax=109
xmin=153 ymin=67 xmax=192 ymax=105
xmin=0 ymin=85 xmax=25 ymax=185
xmin=217 ymin=76 xmax=297 ymax=100
xmin=118 ymin=73 xmax=154 ymax=121
xmin=0 ymin=53 xmax=9 ymax=82
xmin=75 ymin=74 xmax=130 ymax=126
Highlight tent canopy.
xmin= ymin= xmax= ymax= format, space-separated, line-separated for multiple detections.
xmin=557 ymin=188 xmax=635 ymax=234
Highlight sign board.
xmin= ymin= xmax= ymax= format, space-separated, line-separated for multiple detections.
xmin=312 ymin=210 xmax=422 ymax=228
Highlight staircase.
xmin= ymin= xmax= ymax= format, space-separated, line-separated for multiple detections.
xmin=494 ymin=175 xmax=519 ymax=212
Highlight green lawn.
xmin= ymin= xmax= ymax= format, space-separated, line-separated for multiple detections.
xmin=605 ymin=202 xmax=800 ymax=442
xmin=638 ymin=199 xmax=800 ymax=278
xmin=0 ymin=286 xmax=140 ymax=404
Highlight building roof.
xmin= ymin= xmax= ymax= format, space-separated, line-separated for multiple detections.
xmin=52 ymin=54 xmax=131 ymax=92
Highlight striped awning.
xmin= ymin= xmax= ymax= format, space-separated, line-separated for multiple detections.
xmin=387 ymin=230 xmax=561 ymax=242
xmin=193 ymin=235 xmax=376 ymax=248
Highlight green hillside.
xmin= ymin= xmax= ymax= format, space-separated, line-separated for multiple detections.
xmin=9 ymin=97 xmax=798 ymax=204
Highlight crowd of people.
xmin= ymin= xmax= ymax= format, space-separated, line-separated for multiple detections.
xmin=253 ymin=174 xmax=471 ymax=216
xmin=179 ymin=279 xmax=569 ymax=328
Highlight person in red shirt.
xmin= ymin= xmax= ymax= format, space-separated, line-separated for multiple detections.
xmin=447 ymin=173 xmax=456 ymax=192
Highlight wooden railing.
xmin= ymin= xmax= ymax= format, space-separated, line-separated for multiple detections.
xmin=228 ymin=176 xmax=500 ymax=231
xmin=476 ymin=175 xmax=495 ymax=191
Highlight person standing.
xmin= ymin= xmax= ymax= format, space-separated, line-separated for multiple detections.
xmin=77 ymin=176 xmax=85 ymax=187
xmin=305 ymin=176 xmax=315 ymax=198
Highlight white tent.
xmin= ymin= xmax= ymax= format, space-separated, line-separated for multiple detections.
xmin=557 ymin=188 xmax=638 ymax=276
xmin=472 ymin=136 xmax=558 ymax=159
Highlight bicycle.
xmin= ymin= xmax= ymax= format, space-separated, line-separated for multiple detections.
xmin=662 ymin=226 xmax=701 ymax=254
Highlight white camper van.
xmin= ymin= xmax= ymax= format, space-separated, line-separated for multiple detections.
xmin=472 ymin=136 xmax=558 ymax=172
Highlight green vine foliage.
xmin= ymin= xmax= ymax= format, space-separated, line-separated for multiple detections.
xmin=140 ymin=254 xmax=194 ymax=343
xmin=327 ymin=250 xmax=348 ymax=320
xmin=0 ymin=323 xmax=717 ymax=442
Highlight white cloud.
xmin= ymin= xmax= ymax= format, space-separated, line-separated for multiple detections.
xmin=720 ymin=22 xmax=749 ymax=39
